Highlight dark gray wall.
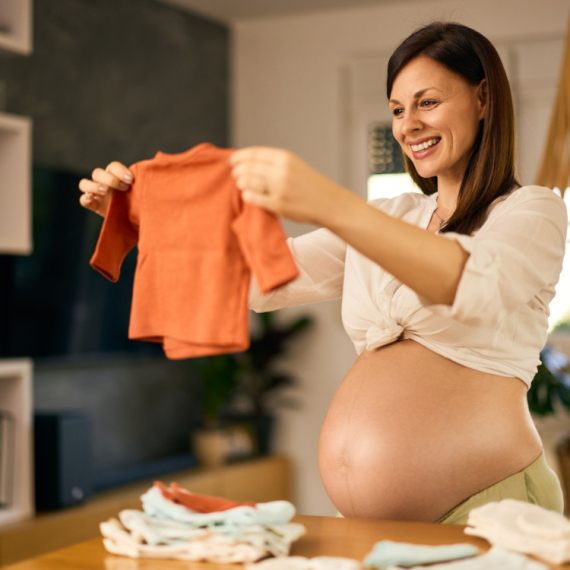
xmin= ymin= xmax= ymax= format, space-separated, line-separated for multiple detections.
xmin=0 ymin=0 xmax=229 ymax=173
xmin=0 ymin=0 xmax=231 ymax=478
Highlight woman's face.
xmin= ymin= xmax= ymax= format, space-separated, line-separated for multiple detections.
xmin=389 ymin=56 xmax=486 ymax=188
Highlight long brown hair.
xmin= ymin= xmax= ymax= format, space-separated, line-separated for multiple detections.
xmin=386 ymin=22 xmax=520 ymax=235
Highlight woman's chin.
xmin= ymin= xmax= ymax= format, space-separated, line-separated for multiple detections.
xmin=413 ymin=166 xmax=438 ymax=180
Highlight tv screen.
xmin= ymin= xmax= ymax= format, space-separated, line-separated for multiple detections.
xmin=0 ymin=165 xmax=161 ymax=359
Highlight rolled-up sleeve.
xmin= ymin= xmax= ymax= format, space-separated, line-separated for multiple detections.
xmin=419 ymin=187 xmax=568 ymax=326
xmin=249 ymin=227 xmax=347 ymax=312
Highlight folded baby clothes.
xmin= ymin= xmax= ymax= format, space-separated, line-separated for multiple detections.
xmin=386 ymin=545 xmax=547 ymax=570
xmin=364 ymin=540 xmax=479 ymax=569
xmin=464 ymin=499 xmax=570 ymax=564
xmin=246 ymin=555 xmax=363 ymax=570
xmin=101 ymin=515 xmax=305 ymax=563
xmin=155 ymin=480 xmax=256 ymax=512
xmin=100 ymin=482 xmax=306 ymax=563
xmin=141 ymin=484 xmax=296 ymax=526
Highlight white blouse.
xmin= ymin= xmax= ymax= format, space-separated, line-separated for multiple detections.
xmin=248 ymin=186 xmax=568 ymax=388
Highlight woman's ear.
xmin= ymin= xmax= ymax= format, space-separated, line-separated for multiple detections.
xmin=477 ymin=78 xmax=488 ymax=120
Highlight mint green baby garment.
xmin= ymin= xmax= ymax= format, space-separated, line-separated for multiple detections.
xmin=364 ymin=540 xmax=480 ymax=569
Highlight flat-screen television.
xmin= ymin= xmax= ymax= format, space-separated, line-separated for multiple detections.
xmin=0 ymin=165 xmax=162 ymax=359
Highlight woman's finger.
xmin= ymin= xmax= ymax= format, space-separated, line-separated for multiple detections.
xmin=229 ymin=146 xmax=283 ymax=167
xmin=79 ymin=192 xmax=102 ymax=214
xmin=241 ymin=189 xmax=272 ymax=209
xmin=91 ymin=166 xmax=131 ymax=192
xmin=106 ymin=161 xmax=134 ymax=188
xmin=234 ymin=174 xmax=269 ymax=194
xmin=79 ymin=178 xmax=110 ymax=197
xmin=229 ymin=160 xmax=269 ymax=180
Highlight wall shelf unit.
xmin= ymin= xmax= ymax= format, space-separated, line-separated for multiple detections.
xmin=0 ymin=0 xmax=32 ymax=55
xmin=0 ymin=112 xmax=32 ymax=255
xmin=0 ymin=359 xmax=33 ymax=530
xmin=0 ymin=0 xmax=34 ymax=542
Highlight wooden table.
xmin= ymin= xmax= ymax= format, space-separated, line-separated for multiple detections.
xmin=2 ymin=514 xmax=567 ymax=569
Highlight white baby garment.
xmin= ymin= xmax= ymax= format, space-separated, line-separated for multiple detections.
xmin=464 ymin=499 xmax=570 ymax=564
xmin=364 ymin=540 xmax=479 ymax=568
xmin=387 ymin=546 xmax=547 ymax=570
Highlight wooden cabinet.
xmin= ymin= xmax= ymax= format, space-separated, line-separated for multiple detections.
xmin=0 ymin=455 xmax=292 ymax=567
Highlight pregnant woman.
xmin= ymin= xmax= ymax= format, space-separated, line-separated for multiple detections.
xmin=79 ymin=21 xmax=568 ymax=524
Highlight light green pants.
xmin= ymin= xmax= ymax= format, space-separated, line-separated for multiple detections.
xmin=336 ymin=450 xmax=564 ymax=525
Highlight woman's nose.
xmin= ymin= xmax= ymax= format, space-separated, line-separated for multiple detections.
xmin=400 ymin=110 xmax=423 ymax=137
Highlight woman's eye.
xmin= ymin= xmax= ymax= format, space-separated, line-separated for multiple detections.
xmin=420 ymin=99 xmax=437 ymax=108
xmin=392 ymin=108 xmax=403 ymax=117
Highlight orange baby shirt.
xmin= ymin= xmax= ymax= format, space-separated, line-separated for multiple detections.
xmin=90 ymin=143 xmax=299 ymax=359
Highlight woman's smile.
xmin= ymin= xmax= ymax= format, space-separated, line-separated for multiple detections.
xmin=408 ymin=136 xmax=442 ymax=159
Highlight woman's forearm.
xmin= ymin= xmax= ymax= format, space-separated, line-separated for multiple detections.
xmin=322 ymin=185 xmax=470 ymax=306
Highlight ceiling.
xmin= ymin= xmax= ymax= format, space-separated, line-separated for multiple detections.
xmin=160 ymin=0 xmax=408 ymax=24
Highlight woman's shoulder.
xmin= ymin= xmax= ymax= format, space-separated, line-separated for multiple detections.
xmin=489 ymin=185 xmax=567 ymax=223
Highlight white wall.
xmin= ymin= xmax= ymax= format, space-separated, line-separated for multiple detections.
xmin=230 ymin=0 xmax=570 ymax=515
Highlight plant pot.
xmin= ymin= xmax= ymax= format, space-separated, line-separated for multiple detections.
xmin=222 ymin=413 xmax=275 ymax=456
xmin=191 ymin=428 xmax=229 ymax=468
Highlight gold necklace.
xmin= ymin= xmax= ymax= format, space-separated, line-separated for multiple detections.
xmin=433 ymin=208 xmax=447 ymax=229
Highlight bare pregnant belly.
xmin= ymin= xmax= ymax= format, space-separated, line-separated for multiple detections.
xmin=318 ymin=339 xmax=543 ymax=522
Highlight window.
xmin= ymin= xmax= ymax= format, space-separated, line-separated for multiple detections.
xmin=548 ymin=188 xmax=570 ymax=332
xmin=367 ymin=123 xmax=421 ymax=200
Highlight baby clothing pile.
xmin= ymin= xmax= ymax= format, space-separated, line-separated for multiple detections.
xmin=465 ymin=498 xmax=570 ymax=565
xmin=101 ymin=491 xmax=570 ymax=568
xmin=100 ymin=481 xmax=306 ymax=563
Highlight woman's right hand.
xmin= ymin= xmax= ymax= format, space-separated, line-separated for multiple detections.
xmin=78 ymin=162 xmax=134 ymax=217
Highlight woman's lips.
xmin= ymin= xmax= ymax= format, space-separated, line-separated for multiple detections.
xmin=410 ymin=138 xmax=441 ymax=160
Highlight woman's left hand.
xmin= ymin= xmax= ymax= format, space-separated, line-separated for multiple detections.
xmin=228 ymin=146 xmax=347 ymax=226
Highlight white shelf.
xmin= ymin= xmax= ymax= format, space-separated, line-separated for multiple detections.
xmin=0 ymin=0 xmax=32 ymax=55
xmin=0 ymin=112 xmax=32 ymax=255
xmin=0 ymin=359 xmax=33 ymax=527
xmin=0 ymin=0 xmax=34 ymax=255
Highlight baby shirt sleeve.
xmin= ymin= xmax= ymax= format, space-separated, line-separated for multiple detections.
xmin=248 ymin=227 xmax=348 ymax=312
xmin=231 ymin=197 xmax=299 ymax=295
xmin=90 ymin=163 xmax=141 ymax=282
xmin=419 ymin=186 xmax=568 ymax=327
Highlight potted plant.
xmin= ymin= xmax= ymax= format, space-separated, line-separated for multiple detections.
xmin=184 ymin=310 xmax=312 ymax=465
xmin=189 ymin=354 xmax=240 ymax=467
xmin=224 ymin=311 xmax=313 ymax=456
xmin=528 ymin=349 xmax=570 ymax=417
xmin=529 ymin=335 xmax=570 ymax=503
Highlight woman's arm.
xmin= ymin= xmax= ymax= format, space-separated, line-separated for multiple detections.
xmin=228 ymin=147 xmax=468 ymax=306
xmin=324 ymin=187 xmax=468 ymax=306
xmin=228 ymin=148 xmax=567 ymax=320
